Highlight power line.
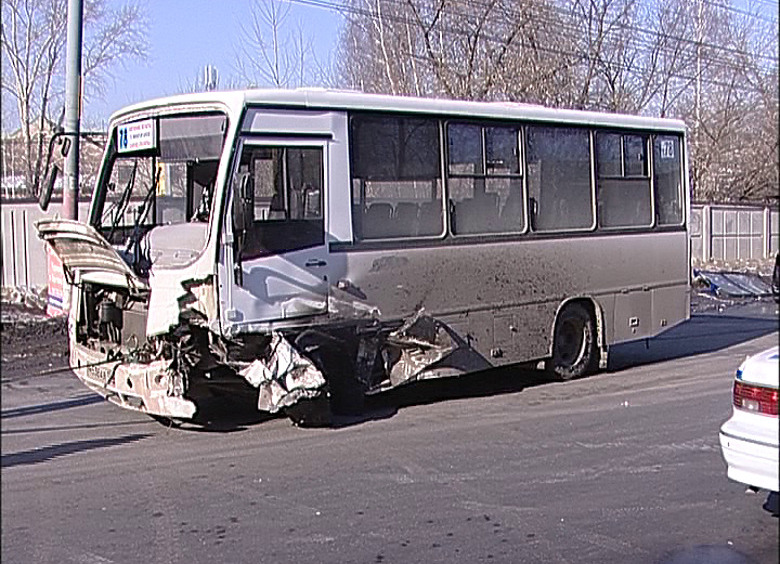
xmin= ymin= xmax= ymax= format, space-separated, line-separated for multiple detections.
xmin=289 ymin=0 xmax=778 ymax=89
xmin=284 ymin=0 xmax=778 ymax=66
xmin=700 ymin=0 xmax=778 ymax=25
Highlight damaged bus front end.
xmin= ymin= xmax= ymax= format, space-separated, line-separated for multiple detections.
xmin=35 ymin=95 xmax=463 ymax=427
xmin=36 ymin=216 xmax=455 ymax=426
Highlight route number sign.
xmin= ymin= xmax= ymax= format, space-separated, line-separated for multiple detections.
xmin=117 ymin=119 xmax=156 ymax=153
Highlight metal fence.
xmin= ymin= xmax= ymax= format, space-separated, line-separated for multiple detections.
xmin=2 ymin=200 xmax=778 ymax=290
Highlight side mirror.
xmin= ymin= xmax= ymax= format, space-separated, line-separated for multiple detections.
xmin=60 ymin=137 xmax=71 ymax=157
xmin=39 ymin=165 xmax=60 ymax=211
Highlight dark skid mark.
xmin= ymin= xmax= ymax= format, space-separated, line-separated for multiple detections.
xmin=1 ymin=433 xmax=151 ymax=468
xmin=2 ymin=419 xmax=152 ymax=436
xmin=1 ymin=394 xmax=105 ymax=419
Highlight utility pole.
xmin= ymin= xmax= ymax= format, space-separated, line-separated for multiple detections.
xmin=694 ymin=0 xmax=703 ymax=199
xmin=62 ymin=0 xmax=83 ymax=220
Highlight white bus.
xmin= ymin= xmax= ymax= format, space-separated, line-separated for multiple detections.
xmin=37 ymin=88 xmax=690 ymax=425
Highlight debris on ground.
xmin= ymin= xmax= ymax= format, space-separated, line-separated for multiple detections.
xmin=1 ymin=286 xmax=49 ymax=316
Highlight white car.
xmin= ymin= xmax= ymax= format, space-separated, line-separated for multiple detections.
xmin=719 ymin=346 xmax=779 ymax=494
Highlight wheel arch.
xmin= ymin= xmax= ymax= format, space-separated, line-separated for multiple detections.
xmin=548 ymin=296 xmax=609 ymax=370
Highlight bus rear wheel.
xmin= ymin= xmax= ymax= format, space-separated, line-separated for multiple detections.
xmin=546 ymin=302 xmax=598 ymax=381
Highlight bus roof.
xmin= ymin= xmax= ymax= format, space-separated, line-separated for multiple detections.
xmin=110 ymin=88 xmax=688 ymax=133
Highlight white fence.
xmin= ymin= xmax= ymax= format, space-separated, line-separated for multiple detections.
xmin=690 ymin=203 xmax=779 ymax=265
xmin=1 ymin=200 xmax=91 ymax=289
xmin=1 ymin=200 xmax=778 ymax=290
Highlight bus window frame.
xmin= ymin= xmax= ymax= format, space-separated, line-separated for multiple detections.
xmin=651 ymin=134 xmax=686 ymax=228
xmin=348 ymin=112 xmax=447 ymax=243
xmin=524 ymin=123 xmax=597 ymax=235
xmin=341 ymin=116 xmax=687 ymax=252
xmin=445 ymin=119 xmax=529 ymax=239
xmin=595 ymin=130 xmax=656 ymax=232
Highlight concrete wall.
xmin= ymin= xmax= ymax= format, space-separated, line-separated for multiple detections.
xmin=690 ymin=203 xmax=779 ymax=266
xmin=2 ymin=200 xmax=778 ymax=290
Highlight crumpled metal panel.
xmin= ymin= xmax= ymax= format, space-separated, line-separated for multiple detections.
xmin=36 ymin=219 xmax=147 ymax=289
xmin=383 ymin=309 xmax=456 ymax=387
xmin=71 ymin=344 xmax=197 ymax=419
xmin=239 ymin=333 xmax=327 ymax=413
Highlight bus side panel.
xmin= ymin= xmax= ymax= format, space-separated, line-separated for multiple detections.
xmin=652 ymin=285 xmax=689 ymax=334
xmin=613 ymin=289 xmax=653 ymax=343
xmin=336 ymin=230 xmax=688 ymax=365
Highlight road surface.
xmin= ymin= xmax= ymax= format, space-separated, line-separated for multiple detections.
xmin=2 ymin=301 xmax=778 ymax=563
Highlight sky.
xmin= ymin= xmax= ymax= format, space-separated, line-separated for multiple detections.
xmin=87 ymin=0 xmax=343 ymax=125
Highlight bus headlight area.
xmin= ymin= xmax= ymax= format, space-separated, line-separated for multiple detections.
xmin=72 ymin=345 xmax=196 ymax=420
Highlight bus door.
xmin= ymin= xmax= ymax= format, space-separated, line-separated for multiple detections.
xmin=220 ymin=139 xmax=329 ymax=330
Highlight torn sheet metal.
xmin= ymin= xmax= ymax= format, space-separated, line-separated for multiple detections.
xmin=239 ymin=333 xmax=327 ymax=413
xmin=180 ymin=277 xmax=218 ymax=322
xmin=383 ymin=309 xmax=456 ymax=387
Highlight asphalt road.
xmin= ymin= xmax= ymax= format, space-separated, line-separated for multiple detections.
xmin=2 ymin=302 xmax=779 ymax=564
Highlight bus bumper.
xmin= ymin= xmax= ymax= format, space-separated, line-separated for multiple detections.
xmin=71 ymin=343 xmax=196 ymax=419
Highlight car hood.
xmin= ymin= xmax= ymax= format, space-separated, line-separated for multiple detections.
xmin=737 ymin=346 xmax=779 ymax=388
xmin=36 ymin=219 xmax=147 ymax=289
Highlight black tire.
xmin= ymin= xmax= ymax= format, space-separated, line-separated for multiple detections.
xmin=546 ymin=302 xmax=599 ymax=381
xmin=293 ymin=331 xmax=365 ymax=417
xmin=149 ymin=414 xmax=183 ymax=428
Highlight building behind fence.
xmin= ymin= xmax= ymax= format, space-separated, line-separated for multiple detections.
xmin=2 ymin=200 xmax=778 ymax=291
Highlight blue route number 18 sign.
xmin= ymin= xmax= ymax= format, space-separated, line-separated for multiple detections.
xmin=117 ymin=119 xmax=156 ymax=153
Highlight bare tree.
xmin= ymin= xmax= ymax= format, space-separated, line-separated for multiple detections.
xmin=1 ymin=0 xmax=148 ymax=198
xmin=336 ymin=0 xmax=777 ymax=204
xmin=337 ymin=0 xmax=570 ymax=102
xmin=236 ymin=0 xmax=328 ymax=89
xmin=672 ymin=0 xmax=778 ymax=202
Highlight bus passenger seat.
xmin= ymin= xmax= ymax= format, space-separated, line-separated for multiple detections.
xmin=500 ymin=189 xmax=523 ymax=228
xmin=363 ymin=202 xmax=394 ymax=238
xmin=482 ymin=192 xmax=499 ymax=212
xmin=418 ymin=201 xmax=443 ymax=235
xmin=394 ymin=202 xmax=420 ymax=236
xmin=454 ymin=198 xmax=476 ymax=233
xmin=456 ymin=195 xmax=499 ymax=234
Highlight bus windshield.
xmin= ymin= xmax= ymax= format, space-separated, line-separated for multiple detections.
xmin=95 ymin=113 xmax=227 ymax=245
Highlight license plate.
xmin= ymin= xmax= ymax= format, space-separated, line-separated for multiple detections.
xmin=85 ymin=364 xmax=113 ymax=384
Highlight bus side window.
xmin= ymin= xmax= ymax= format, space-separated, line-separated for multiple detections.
xmin=350 ymin=115 xmax=443 ymax=240
xmin=447 ymin=123 xmax=523 ymax=235
xmin=233 ymin=145 xmax=324 ymax=258
xmin=653 ymin=136 xmax=683 ymax=226
xmin=526 ymin=126 xmax=593 ymax=232
xmin=596 ymin=132 xmax=653 ymax=229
